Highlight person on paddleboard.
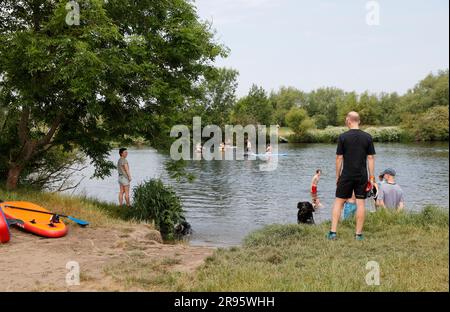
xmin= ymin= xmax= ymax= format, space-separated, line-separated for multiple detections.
xmin=327 ymin=111 xmax=376 ymax=241
xmin=247 ymin=139 xmax=252 ymax=154
xmin=118 ymin=148 xmax=132 ymax=207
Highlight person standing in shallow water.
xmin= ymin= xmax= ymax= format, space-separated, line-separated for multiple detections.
xmin=118 ymin=148 xmax=132 ymax=207
xmin=311 ymin=169 xmax=323 ymax=209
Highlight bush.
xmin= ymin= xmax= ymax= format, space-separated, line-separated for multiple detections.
xmin=313 ymin=114 xmax=328 ymax=129
xmin=130 ymin=179 xmax=185 ymax=240
xmin=286 ymin=107 xmax=315 ymax=137
xmin=289 ymin=126 xmax=410 ymax=143
xmin=290 ymin=126 xmax=346 ymax=143
xmin=402 ymin=106 xmax=449 ymax=141
xmin=364 ymin=127 xmax=405 ymax=142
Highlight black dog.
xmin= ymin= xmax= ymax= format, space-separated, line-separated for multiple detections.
xmin=297 ymin=202 xmax=315 ymax=224
xmin=174 ymin=219 xmax=192 ymax=236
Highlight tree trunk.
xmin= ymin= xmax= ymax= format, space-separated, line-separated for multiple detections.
xmin=6 ymin=164 xmax=23 ymax=191
xmin=5 ymin=109 xmax=63 ymax=190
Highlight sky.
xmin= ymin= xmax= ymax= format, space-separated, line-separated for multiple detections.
xmin=194 ymin=0 xmax=449 ymax=97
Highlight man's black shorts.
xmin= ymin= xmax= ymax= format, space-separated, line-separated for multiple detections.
xmin=336 ymin=175 xmax=368 ymax=199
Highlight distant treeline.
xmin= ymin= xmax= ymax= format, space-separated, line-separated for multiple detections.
xmin=180 ymin=69 xmax=449 ymax=142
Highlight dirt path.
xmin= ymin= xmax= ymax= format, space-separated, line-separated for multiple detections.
xmin=0 ymin=224 xmax=214 ymax=291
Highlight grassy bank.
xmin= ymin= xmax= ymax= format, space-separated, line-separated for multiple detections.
xmin=188 ymin=207 xmax=449 ymax=291
xmin=141 ymin=207 xmax=448 ymax=292
xmin=0 ymin=188 xmax=132 ymax=228
xmin=282 ymin=126 xmax=412 ymax=143
xmin=2 ymin=188 xmax=448 ymax=291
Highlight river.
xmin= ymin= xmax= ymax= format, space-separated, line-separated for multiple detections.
xmin=68 ymin=142 xmax=449 ymax=247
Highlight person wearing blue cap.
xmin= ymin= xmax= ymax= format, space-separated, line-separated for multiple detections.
xmin=377 ymin=168 xmax=404 ymax=211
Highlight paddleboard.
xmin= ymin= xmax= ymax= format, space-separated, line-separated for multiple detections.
xmin=0 ymin=201 xmax=68 ymax=238
xmin=0 ymin=208 xmax=10 ymax=243
xmin=251 ymin=153 xmax=288 ymax=157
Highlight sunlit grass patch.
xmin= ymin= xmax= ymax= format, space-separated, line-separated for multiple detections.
xmin=187 ymin=206 xmax=449 ymax=292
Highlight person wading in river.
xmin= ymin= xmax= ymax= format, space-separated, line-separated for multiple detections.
xmin=118 ymin=148 xmax=132 ymax=207
xmin=327 ymin=112 xmax=376 ymax=241
xmin=311 ymin=169 xmax=323 ymax=209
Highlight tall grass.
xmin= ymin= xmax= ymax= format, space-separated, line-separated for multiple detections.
xmin=288 ymin=126 xmax=409 ymax=143
xmin=365 ymin=127 xmax=407 ymax=142
xmin=0 ymin=187 xmax=131 ymax=227
xmin=171 ymin=206 xmax=449 ymax=292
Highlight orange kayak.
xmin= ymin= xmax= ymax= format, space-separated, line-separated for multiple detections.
xmin=0 ymin=201 xmax=68 ymax=238
xmin=0 ymin=208 xmax=10 ymax=243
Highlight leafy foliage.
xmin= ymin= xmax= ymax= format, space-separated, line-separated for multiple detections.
xmin=402 ymin=106 xmax=449 ymax=141
xmin=130 ymin=179 xmax=185 ymax=240
xmin=269 ymin=87 xmax=306 ymax=126
xmin=285 ymin=107 xmax=315 ymax=137
xmin=304 ymin=87 xmax=345 ymax=126
xmin=0 ymin=0 xmax=225 ymax=189
xmin=268 ymin=70 xmax=449 ymax=142
xmin=230 ymin=85 xmax=272 ymax=126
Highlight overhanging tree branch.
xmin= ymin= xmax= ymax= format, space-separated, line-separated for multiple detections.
xmin=37 ymin=112 xmax=63 ymax=148
xmin=18 ymin=106 xmax=30 ymax=145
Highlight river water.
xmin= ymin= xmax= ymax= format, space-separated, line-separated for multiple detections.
xmin=69 ymin=142 xmax=449 ymax=247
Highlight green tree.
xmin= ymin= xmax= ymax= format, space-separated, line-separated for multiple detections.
xmin=0 ymin=0 xmax=225 ymax=189
xmin=231 ymin=85 xmax=272 ymax=126
xmin=378 ymin=92 xmax=401 ymax=125
xmin=400 ymin=70 xmax=449 ymax=114
xmin=269 ymin=86 xmax=306 ymax=126
xmin=304 ymin=88 xmax=345 ymax=126
xmin=336 ymin=92 xmax=359 ymax=124
xmin=358 ymin=91 xmax=381 ymax=125
xmin=313 ymin=114 xmax=328 ymax=129
xmin=185 ymin=68 xmax=238 ymax=128
xmin=285 ymin=107 xmax=315 ymax=137
xmin=402 ymin=106 xmax=449 ymax=141
xmin=336 ymin=91 xmax=380 ymax=126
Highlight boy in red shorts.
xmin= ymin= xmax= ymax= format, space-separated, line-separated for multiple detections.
xmin=311 ymin=169 xmax=323 ymax=209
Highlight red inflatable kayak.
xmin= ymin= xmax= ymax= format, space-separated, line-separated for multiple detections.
xmin=0 ymin=208 xmax=11 ymax=243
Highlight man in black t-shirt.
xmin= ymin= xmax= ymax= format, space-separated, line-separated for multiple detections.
xmin=327 ymin=112 xmax=376 ymax=241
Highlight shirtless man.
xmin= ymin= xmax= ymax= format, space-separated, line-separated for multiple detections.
xmin=311 ymin=169 xmax=322 ymax=195
xmin=311 ymin=169 xmax=323 ymax=209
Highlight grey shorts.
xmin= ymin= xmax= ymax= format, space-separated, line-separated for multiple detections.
xmin=118 ymin=176 xmax=130 ymax=186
